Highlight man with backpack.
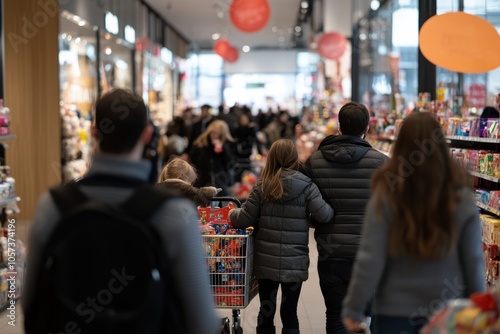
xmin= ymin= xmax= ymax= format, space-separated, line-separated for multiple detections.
xmin=23 ymin=88 xmax=220 ymax=334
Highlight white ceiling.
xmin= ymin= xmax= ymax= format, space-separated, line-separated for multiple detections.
xmin=144 ymin=0 xmax=303 ymax=50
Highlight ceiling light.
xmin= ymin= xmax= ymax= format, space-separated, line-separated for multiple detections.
xmin=75 ymin=37 xmax=81 ymax=43
xmin=104 ymin=33 xmax=111 ymax=40
xmin=242 ymin=45 xmax=250 ymax=52
xmin=61 ymin=33 xmax=67 ymax=39
xmin=67 ymin=35 xmax=72 ymax=41
xmin=78 ymin=20 xmax=86 ymax=27
xmin=212 ymin=33 xmax=221 ymax=40
xmin=272 ymin=26 xmax=278 ymax=32
xmin=360 ymin=33 xmax=367 ymax=40
xmin=104 ymin=47 xmax=112 ymax=55
xmin=295 ymin=26 xmax=302 ymax=32
xmin=371 ymin=0 xmax=380 ymax=11
xmin=301 ymin=1 xmax=308 ymax=9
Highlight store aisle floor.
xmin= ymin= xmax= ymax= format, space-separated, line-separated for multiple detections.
xmin=217 ymin=232 xmax=326 ymax=333
xmin=0 ymin=233 xmax=326 ymax=333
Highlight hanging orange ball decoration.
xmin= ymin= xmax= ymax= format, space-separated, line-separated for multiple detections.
xmin=229 ymin=0 xmax=271 ymax=33
xmin=317 ymin=32 xmax=348 ymax=60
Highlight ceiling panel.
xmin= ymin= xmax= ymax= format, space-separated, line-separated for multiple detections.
xmin=144 ymin=0 xmax=302 ymax=50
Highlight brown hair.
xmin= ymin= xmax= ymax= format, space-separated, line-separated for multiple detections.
xmin=157 ymin=157 xmax=197 ymax=184
xmin=94 ymin=88 xmax=148 ymax=153
xmin=371 ymin=112 xmax=467 ymax=259
xmin=260 ymin=139 xmax=300 ymax=201
xmin=193 ymin=120 xmax=234 ymax=148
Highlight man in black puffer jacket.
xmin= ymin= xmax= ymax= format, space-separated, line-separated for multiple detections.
xmin=303 ymin=102 xmax=388 ymax=334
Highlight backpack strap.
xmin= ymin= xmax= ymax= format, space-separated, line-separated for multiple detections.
xmin=78 ymin=174 xmax=146 ymax=188
xmin=120 ymin=186 xmax=177 ymax=222
xmin=49 ymin=182 xmax=88 ymax=215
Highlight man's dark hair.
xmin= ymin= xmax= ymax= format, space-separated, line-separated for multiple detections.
xmin=338 ymin=102 xmax=370 ymax=136
xmin=95 ymin=88 xmax=148 ymax=153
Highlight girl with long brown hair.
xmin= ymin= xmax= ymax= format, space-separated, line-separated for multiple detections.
xmin=342 ymin=112 xmax=485 ymax=333
xmin=229 ymin=139 xmax=334 ymax=334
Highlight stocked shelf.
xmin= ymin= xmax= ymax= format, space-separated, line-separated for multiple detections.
xmin=470 ymin=171 xmax=500 ymax=183
xmin=0 ymin=134 xmax=15 ymax=141
xmin=477 ymin=201 xmax=500 ymax=217
xmin=447 ymin=135 xmax=500 ymax=144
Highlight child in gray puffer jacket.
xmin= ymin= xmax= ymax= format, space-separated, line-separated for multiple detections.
xmin=229 ymin=139 xmax=334 ymax=334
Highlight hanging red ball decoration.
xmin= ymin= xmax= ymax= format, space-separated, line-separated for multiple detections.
xmin=225 ymin=46 xmax=239 ymax=63
xmin=214 ymin=39 xmax=232 ymax=58
xmin=229 ymin=0 xmax=271 ymax=33
xmin=317 ymin=32 xmax=348 ymax=60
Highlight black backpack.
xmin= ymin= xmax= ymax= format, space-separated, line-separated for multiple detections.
xmin=24 ymin=175 xmax=181 ymax=334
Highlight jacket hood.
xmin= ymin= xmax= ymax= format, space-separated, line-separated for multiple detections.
xmin=318 ymin=135 xmax=373 ymax=163
xmin=280 ymin=170 xmax=311 ymax=201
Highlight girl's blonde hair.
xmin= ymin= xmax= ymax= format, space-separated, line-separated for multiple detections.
xmin=193 ymin=120 xmax=234 ymax=147
xmin=158 ymin=157 xmax=198 ymax=184
xmin=260 ymin=139 xmax=300 ymax=201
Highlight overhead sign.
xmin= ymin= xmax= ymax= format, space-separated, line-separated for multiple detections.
xmin=419 ymin=11 xmax=500 ymax=73
xmin=105 ymin=12 xmax=119 ymax=35
xmin=124 ymin=25 xmax=135 ymax=44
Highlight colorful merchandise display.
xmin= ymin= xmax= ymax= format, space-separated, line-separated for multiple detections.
xmin=198 ymin=203 xmax=258 ymax=309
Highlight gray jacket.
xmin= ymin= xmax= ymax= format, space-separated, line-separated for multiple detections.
xmin=23 ymin=155 xmax=220 ymax=334
xmin=304 ymin=135 xmax=388 ymax=259
xmin=229 ymin=170 xmax=334 ymax=282
xmin=342 ymin=187 xmax=486 ymax=321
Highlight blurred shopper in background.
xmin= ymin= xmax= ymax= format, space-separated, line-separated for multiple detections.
xmin=342 ymin=112 xmax=485 ymax=334
xmin=232 ymin=113 xmax=261 ymax=182
xmin=229 ymin=139 xmax=334 ymax=334
xmin=303 ymin=102 xmax=388 ymax=334
xmin=189 ymin=119 xmax=235 ymax=195
xmin=184 ymin=104 xmax=214 ymax=158
xmin=263 ymin=110 xmax=293 ymax=148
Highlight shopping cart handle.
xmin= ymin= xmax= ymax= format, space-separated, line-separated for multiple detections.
xmin=212 ymin=197 xmax=242 ymax=207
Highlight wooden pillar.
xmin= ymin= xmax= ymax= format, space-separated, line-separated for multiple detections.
xmin=3 ymin=0 xmax=61 ymax=221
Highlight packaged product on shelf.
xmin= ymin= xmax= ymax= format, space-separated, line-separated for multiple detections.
xmin=477 ymin=189 xmax=490 ymax=205
xmin=0 ymin=267 xmax=7 ymax=306
xmin=487 ymin=119 xmax=500 ymax=138
xmin=494 ymin=154 xmax=500 ymax=178
xmin=482 ymin=215 xmax=500 ymax=246
xmin=489 ymin=192 xmax=500 ymax=211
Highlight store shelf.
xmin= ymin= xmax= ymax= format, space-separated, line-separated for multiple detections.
xmin=447 ymin=135 xmax=500 ymax=144
xmin=0 ymin=196 xmax=16 ymax=209
xmin=0 ymin=134 xmax=15 ymax=141
xmin=476 ymin=201 xmax=500 ymax=216
xmin=470 ymin=171 xmax=500 ymax=183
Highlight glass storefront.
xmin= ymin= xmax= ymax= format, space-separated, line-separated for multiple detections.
xmin=354 ymin=0 xmax=500 ymax=116
xmin=59 ymin=12 xmax=98 ymax=182
xmin=99 ymin=33 xmax=134 ymax=92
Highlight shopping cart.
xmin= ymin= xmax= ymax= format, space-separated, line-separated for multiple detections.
xmin=200 ymin=197 xmax=258 ymax=334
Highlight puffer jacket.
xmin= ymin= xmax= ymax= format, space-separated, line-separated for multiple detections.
xmin=229 ymin=170 xmax=334 ymax=283
xmin=303 ymin=135 xmax=388 ymax=259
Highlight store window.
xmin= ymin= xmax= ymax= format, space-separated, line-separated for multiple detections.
xmin=59 ymin=12 xmax=98 ymax=182
xmin=436 ymin=0 xmax=500 ymax=115
xmin=296 ymin=52 xmax=319 ymax=110
xmin=197 ymin=53 xmax=224 ymax=108
xmin=100 ymin=32 xmax=134 ymax=92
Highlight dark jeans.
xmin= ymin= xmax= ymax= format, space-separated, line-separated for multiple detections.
xmin=257 ymin=279 xmax=303 ymax=330
xmin=318 ymin=258 xmax=374 ymax=334
xmin=374 ymin=315 xmax=427 ymax=334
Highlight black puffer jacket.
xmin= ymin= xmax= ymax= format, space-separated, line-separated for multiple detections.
xmin=229 ymin=170 xmax=334 ymax=282
xmin=303 ymin=135 xmax=388 ymax=259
